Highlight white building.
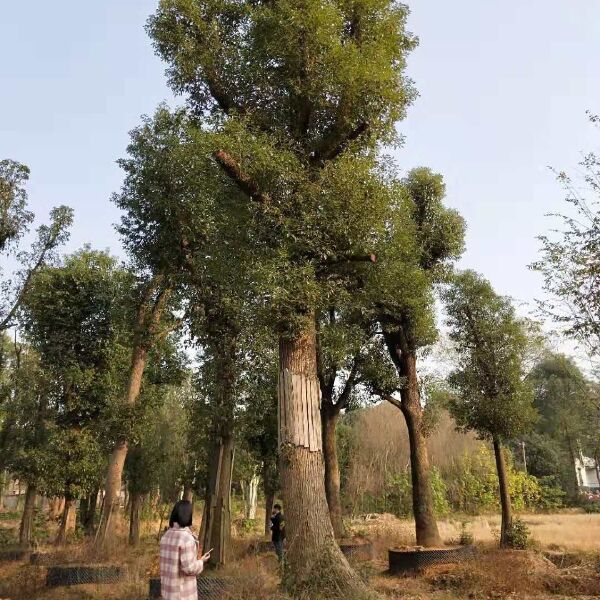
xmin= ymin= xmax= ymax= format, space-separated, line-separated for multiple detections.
xmin=575 ymin=454 xmax=600 ymax=491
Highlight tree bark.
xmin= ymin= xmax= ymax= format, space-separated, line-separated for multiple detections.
xmin=129 ymin=491 xmax=144 ymax=546
xmin=19 ymin=483 xmax=36 ymax=546
xmin=55 ymin=497 xmax=75 ymax=545
xmin=383 ymin=337 xmax=442 ymax=548
xmin=321 ymin=405 xmax=345 ymax=538
xmin=493 ymin=437 xmax=513 ymax=547
xmin=278 ymin=324 xmax=373 ymax=598
xmin=396 ymin=351 xmax=442 ymax=547
xmin=242 ymin=471 xmax=259 ymax=520
xmin=95 ymin=344 xmax=148 ymax=548
xmin=201 ymin=434 xmax=234 ymax=567
xmin=49 ymin=496 xmax=64 ymax=520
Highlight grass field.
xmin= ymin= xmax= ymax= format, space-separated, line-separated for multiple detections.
xmin=1 ymin=510 xmax=599 ymax=600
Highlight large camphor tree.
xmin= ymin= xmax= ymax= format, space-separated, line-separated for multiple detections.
xmin=443 ymin=270 xmax=537 ymax=547
xmin=148 ymin=1 xmax=417 ymax=595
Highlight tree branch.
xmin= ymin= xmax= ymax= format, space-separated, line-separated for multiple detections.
xmin=213 ymin=150 xmax=270 ymax=204
xmin=311 ymin=121 xmax=369 ymax=165
xmin=372 ymin=387 xmax=403 ymax=411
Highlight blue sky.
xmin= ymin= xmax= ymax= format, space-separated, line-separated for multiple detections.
xmin=1 ymin=1 xmax=598 ymax=329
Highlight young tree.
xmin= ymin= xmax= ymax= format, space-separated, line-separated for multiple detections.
xmin=124 ymin=339 xmax=188 ymax=546
xmin=443 ymin=270 xmax=537 ymax=547
xmin=531 ymin=113 xmax=600 ymax=360
xmin=237 ymin=331 xmax=280 ymax=536
xmin=96 ymin=107 xmax=215 ymax=547
xmin=148 ymin=2 xmax=417 ymax=593
xmin=0 ymin=159 xmax=73 ymax=332
xmin=0 ymin=341 xmax=53 ymax=546
xmin=366 ymin=168 xmax=464 ymax=547
xmin=527 ymin=354 xmax=595 ymax=498
xmin=316 ymin=311 xmax=373 ymax=539
xmin=191 ymin=295 xmax=241 ymax=567
xmin=20 ymin=248 xmax=133 ymax=544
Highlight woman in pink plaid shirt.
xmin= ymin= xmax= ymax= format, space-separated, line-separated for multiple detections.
xmin=160 ymin=500 xmax=211 ymax=600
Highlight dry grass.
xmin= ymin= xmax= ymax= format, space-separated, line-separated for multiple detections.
xmin=347 ymin=511 xmax=600 ymax=553
xmin=2 ymin=511 xmax=600 ymax=600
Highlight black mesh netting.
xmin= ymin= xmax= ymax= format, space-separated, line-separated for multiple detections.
xmin=0 ymin=549 xmax=30 ymax=562
xmin=45 ymin=565 xmax=126 ymax=587
xmin=389 ymin=545 xmax=476 ymax=574
xmin=149 ymin=576 xmax=231 ymax=599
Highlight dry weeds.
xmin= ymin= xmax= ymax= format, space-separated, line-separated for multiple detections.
xmin=2 ymin=511 xmax=600 ymax=600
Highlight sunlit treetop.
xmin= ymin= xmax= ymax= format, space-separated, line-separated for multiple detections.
xmin=148 ymin=0 xmax=417 ymax=155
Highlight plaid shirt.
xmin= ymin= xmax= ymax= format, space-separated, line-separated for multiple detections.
xmin=160 ymin=524 xmax=205 ymax=600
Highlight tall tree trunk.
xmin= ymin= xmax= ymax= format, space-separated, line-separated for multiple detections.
xmin=242 ymin=471 xmax=260 ymax=520
xmin=202 ymin=434 xmax=234 ymax=567
xmin=278 ymin=325 xmax=372 ymax=598
xmin=129 ymin=492 xmax=144 ymax=546
xmin=19 ymin=483 xmax=36 ymax=547
xmin=398 ymin=352 xmax=442 ymax=548
xmin=95 ymin=344 xmax=148 ymax=548
xmin=493 ymin=437 xmax=513 ymax=547
xmin=321 ymin=405 xmax=345 ymax=538
xmin=55 ymin=497 xmax=75 ymax=545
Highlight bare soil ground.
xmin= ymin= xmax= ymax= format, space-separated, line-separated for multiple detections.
xmin=1 ymin=511 xmax=599 ymax=600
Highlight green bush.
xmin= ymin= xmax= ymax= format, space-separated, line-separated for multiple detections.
xmin=386 ymin=467 xmax=450 ymax=518
xmin=0 ymin=511 xmax=20 ymax=521
xmin=504 ymin=517 xmax=530 ymax=549
xmin=536 ymin=476 xmax=565 ymax=510
xmin=456 ymin=520 xmax=474 ymax=546
xmin=583 ymin=501 xmax=600 ymax=514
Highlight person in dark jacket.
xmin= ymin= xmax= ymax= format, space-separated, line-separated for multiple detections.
xmin=269 ymin=504 xmax=285 ymax=561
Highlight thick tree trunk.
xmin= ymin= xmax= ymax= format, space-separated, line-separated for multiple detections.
xmin=202 ymin=434 xmax=234 ymax=567
xmin=129 ymin=492 xmax=143 ymax=546
xmin=321 ymin=405 xmax=345 ymax=538
xmin=95 ymin=344 xmax=148 ymax=548
xmin=397 ymin=353 xmax=442 ymax=548
xmin=55 ymin=497 xmax=75 ymax=545
xmin=278 ymin=325 xmax=373 ymax=598
xmin=493 ymin=437 xmax=513 ymax=547
xmin=19 ymin=484 xmax=37 ymax=546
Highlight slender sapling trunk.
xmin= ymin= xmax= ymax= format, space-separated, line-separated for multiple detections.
xmin=493 ymin=437 xmax=513 ymax=547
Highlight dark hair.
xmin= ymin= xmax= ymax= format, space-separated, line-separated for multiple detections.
xmin=274 ymin=504 xmax=282 ymax=511
xmin=169 ymin=500 xmax=193 ymax=528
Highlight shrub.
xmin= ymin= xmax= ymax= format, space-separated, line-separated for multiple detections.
xmin=504 ymin=518 xmax=530 ymax=549
xmin=583 ymin=501 xmax=600 ymax=514
xmin=457 ymin=520 xmax=474 ymax=546
xmin=536 ymin=476 xmax=565 ymax=510
xmin=386 ymin=467 xmax=450 ymax=518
